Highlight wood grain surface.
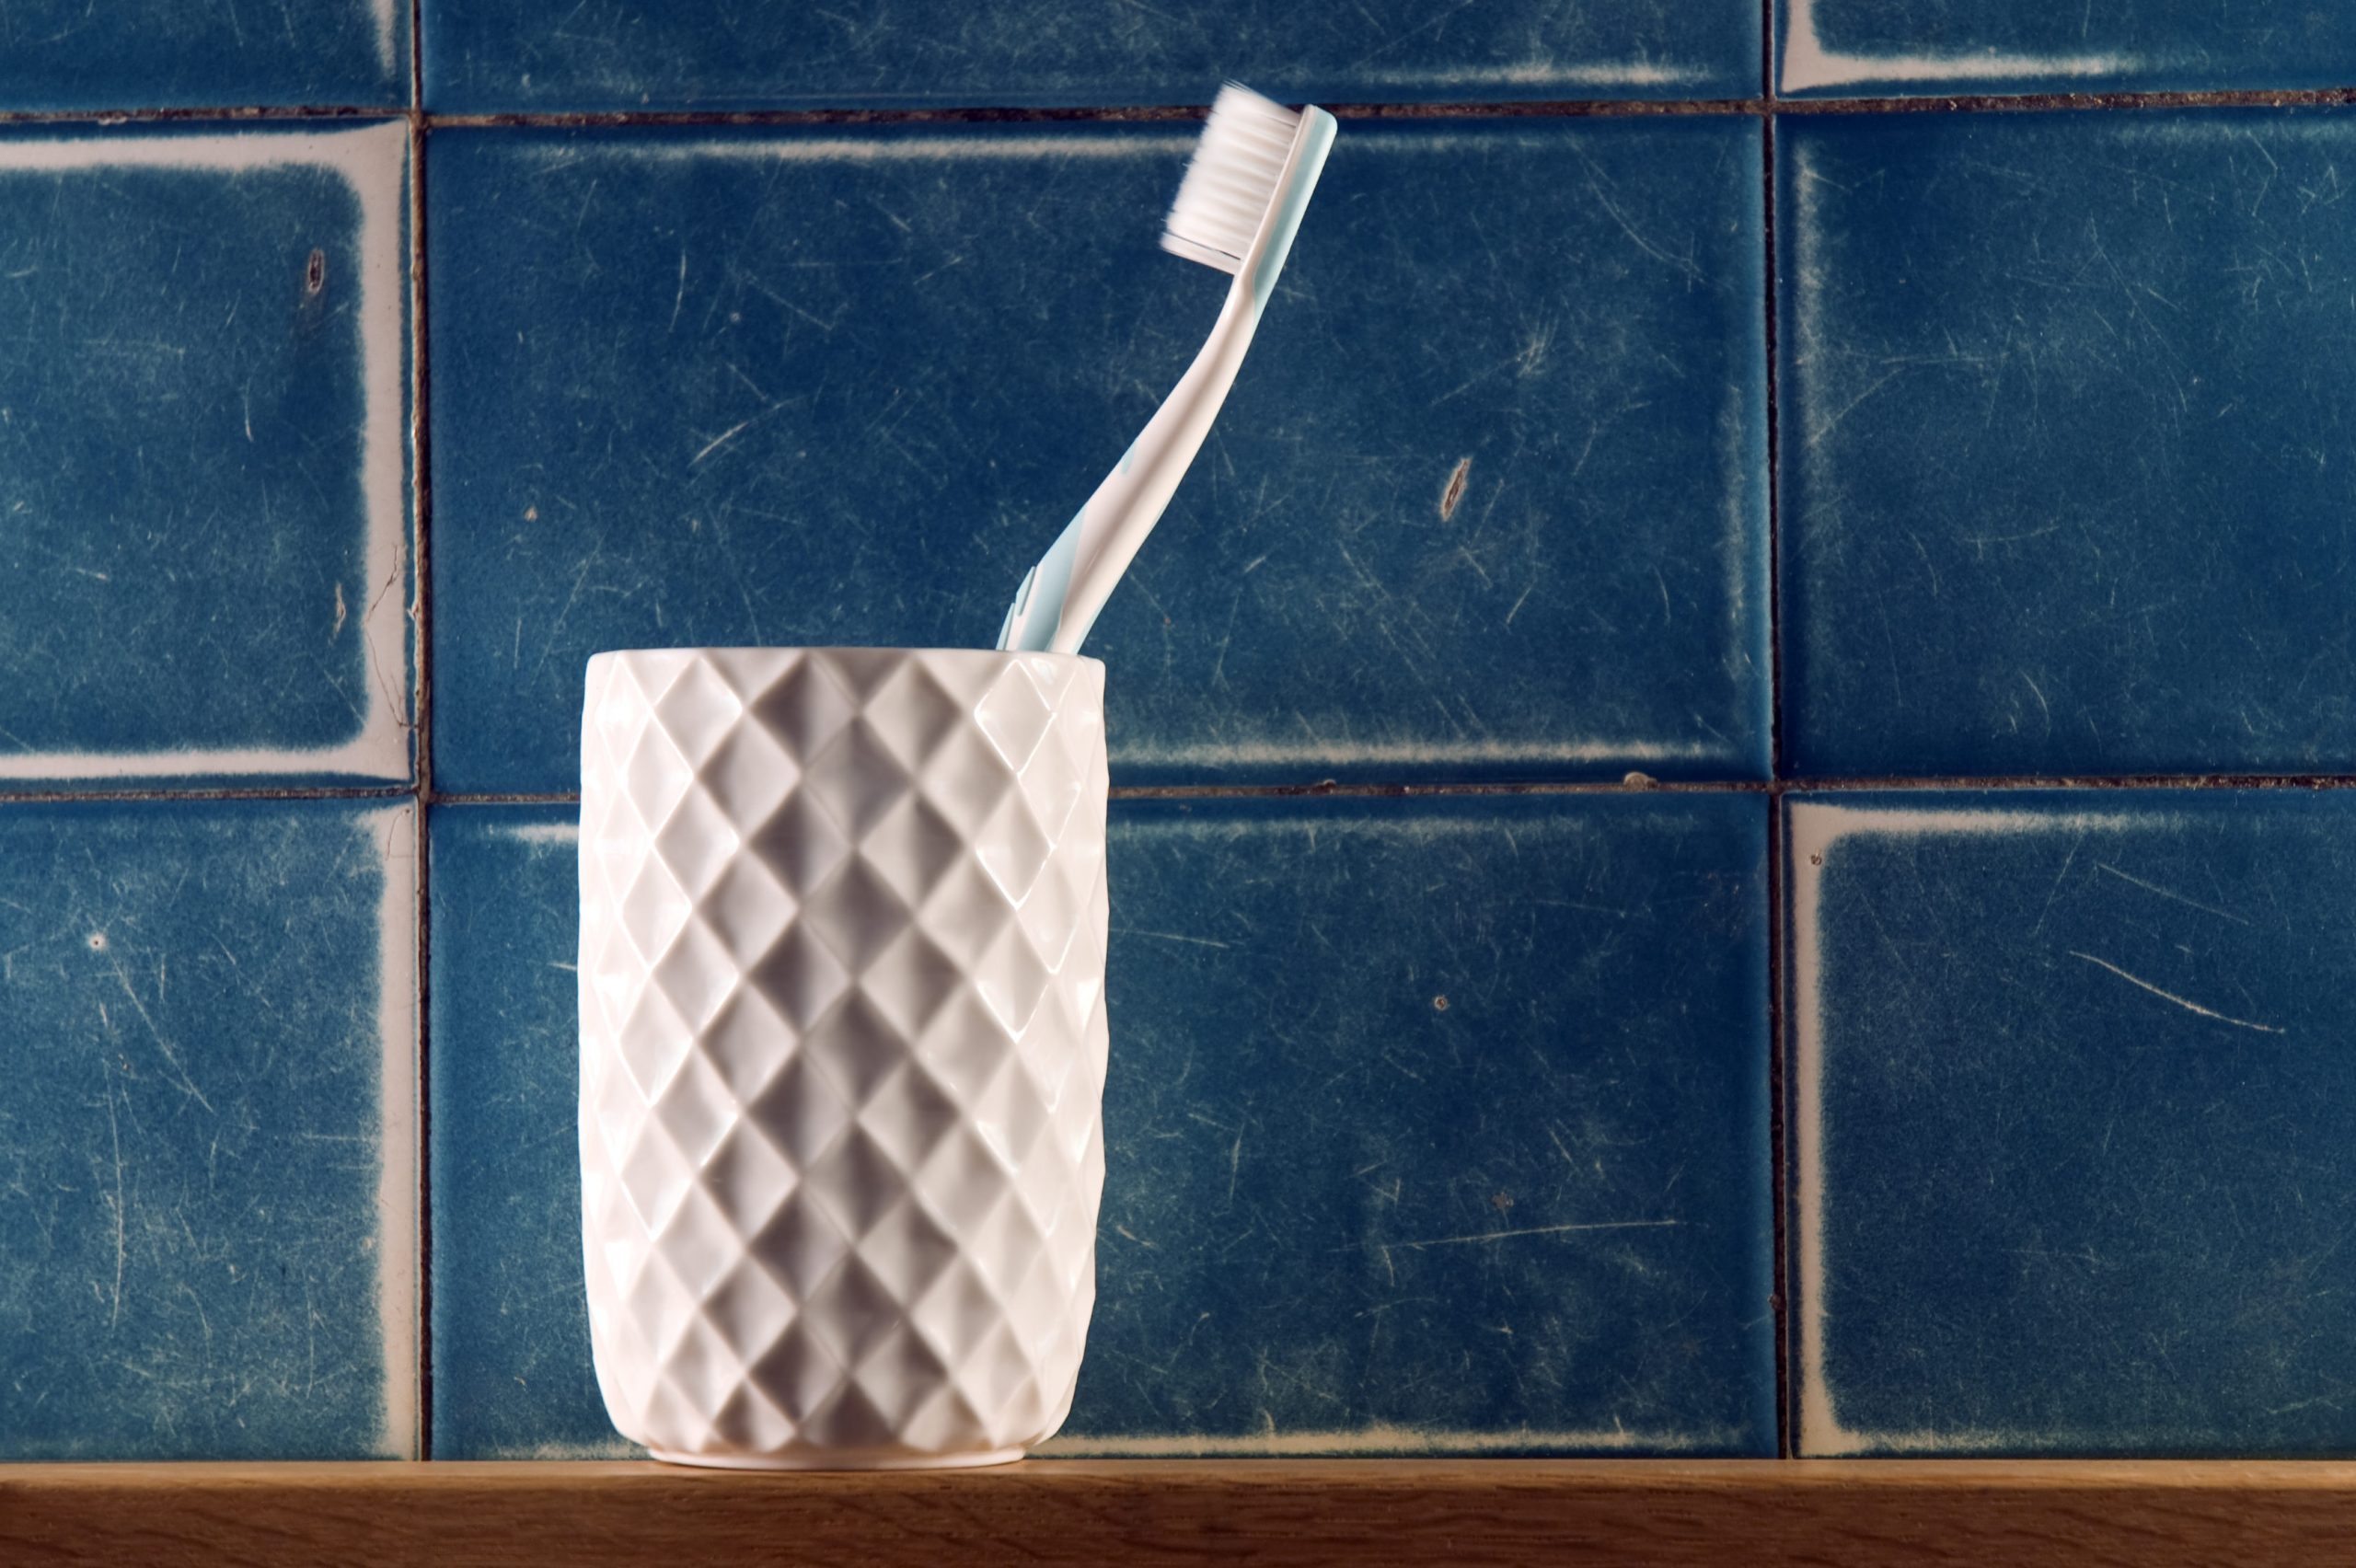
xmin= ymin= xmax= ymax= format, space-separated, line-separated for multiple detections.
xmin=6 ymin=1460 xmax=2356 ymax=1566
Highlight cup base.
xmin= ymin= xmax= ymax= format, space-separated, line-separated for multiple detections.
xmin=647 ymin=1445 xmax=1027 ymax=1472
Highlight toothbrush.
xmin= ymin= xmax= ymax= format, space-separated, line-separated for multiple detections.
xmin=996 ymin=83 xmax=1337 ymax=655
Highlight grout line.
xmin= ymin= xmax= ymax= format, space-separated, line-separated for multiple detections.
xmin=1765 ymin=787 xmax=1791 ymax=1461
xmin=406 ymin=0 xmax=433 ymax=1449
xmin=0 ymin=105 xmax=408 ymax=125
xmin=21 ymin=773 xmax=2356 ymax=809
xmin=1761 ymin=131 xmax=1784 ymax=787
xmin=0 ymin=786 xmax=415 ymax=804
xmin=4 ymin=85 xmax=2356 ymax=133
xmin=1761 ymin=772 xmax=2356 ymax=791
xmin=1108 ymin=779 xmax=1775 ymax=800
xmin=1761 ymin=0 xmax=1791 ymax=1465
xmin=408 ymin=74 xmax=435 ymax=1460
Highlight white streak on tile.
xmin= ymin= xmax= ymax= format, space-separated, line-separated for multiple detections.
xmin=1039 ymin=1424 xmax=1738 ymax=1457
xmin=1785 ymin=799 xmax=2147 ymax=1456
xmin=1355 ymin=61 xmax=1704 ymax=88
xmin=1780 ymin=0 xmax=2127 ymax=92
xmin=1115 ymin=737 xmax=1721 ymax=769
xmin=617 ymin=134 xmax=1197 ymax=165
xmin=502 ymin=821 xmax=581 ymax=846
xmin=0 ymin=122 xmax=410 ymax=784
xmin=365 ymin=801 xmax=421 ymax=1459
xmin=371 ymin=0 xmax=399 ymax=76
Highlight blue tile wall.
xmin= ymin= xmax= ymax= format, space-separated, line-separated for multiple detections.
xmin=1778 ymin=0 xmax=2356 ymax=98
xmin=0 ymin=121 xmax=414 ymax=789
xmin=1780 ymin=109 xmax=2356 ymax=779
xmin=10 ymin=0 xmax=2356 ymax=1469
xmin=426 ymin=119 xmax=1770 ymax=792
xmin=1061 ymin=794 xmax=1773 ymax=1456
xmin=422 ymin=1 xmax=1761 ymax=113
xmin=0 ymin=1 xmax=409 ymax=112
xmin=1788 ymin=791 xmax=2356 ymax=1455
xmin=428 ymin=807 xmax=633 ymax=1459
xmin=429 ymin=796 xmax=1773 ymax=1458
xmin=0 ymin=800 xmax=415 ymax=1458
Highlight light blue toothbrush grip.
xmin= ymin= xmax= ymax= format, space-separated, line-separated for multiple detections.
xmin=999 ymin=504 xmax=1087 ymax=651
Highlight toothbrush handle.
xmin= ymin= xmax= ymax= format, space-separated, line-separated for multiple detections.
xmin=997 ymin=104 xmax=1335 ymax=656
xmin=1045 ymin=283 xmax=1259 ymax=654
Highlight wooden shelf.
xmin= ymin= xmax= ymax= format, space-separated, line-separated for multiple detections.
xmin=7 ymin=1458 xmax=2356 ymax=1565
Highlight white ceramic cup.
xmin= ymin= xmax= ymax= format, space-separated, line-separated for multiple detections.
xmin=577 ymin=647 xmax=1109 ymax=1470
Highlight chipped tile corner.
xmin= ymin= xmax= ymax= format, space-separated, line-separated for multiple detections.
xmin=0 ymin=120 xmax=413 ymax=787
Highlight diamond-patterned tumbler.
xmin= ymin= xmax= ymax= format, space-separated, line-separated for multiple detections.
xmin=578 ymin=648 xmax=1110 ymax=1469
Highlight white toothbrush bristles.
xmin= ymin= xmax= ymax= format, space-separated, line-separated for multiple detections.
xmin=1161 ymin=82 xmax=1302 ymax=274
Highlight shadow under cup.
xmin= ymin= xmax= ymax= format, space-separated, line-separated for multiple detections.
xmin=576 ymin=647 xmax=1110 ymax=1470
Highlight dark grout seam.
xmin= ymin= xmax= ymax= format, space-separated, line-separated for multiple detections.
xmin=407 ymin=69 xmax=436 ymax=1462
xmin=17 ymin=772 xmax=2356 ymax=809
xmin=1765 ymin=787 xmax=1792 ymax=1461
xmin=1758 ymin=0 xmax=1792 ymax=1459
xmin=19 ymin=772 xmax=2356 ymax=808
xmin=6 ymin=85 xmax=2356 ymax=133
xmin=0 ymin=785 xmax=416 ymax=804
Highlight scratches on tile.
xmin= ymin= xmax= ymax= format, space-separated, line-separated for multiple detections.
xmin=0 ymin=0 xmax=406 ymax=110
xmin=1780 ymin=110 xmax=2356 ymax=777
xmin=2065 ymin=950 xmax=2283 ymax=1034
xmin=424 ymin=0 xmax=1758 ymax=112
xmin=1785 ymin=797 xmax=2142 ymax=1456
xmin=0 ymin=122 xmax=411 ymax=787
xmin=1781 ymin=0 xmax=2124 ymax=94
xmin=0 ymin=801 xmax=413 ymax=1458
xmin=1787 ymin=791 xmax=2356 ymax=1456
xmin=431 ymin=120 xmax=1768 ymax=790
xmin=1063 ymin=793 xmax=1774 ymax=1456
xmin=1779 ymin=0 xmax=2356 ymax=97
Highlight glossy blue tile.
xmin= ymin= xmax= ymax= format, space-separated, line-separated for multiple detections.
xmin=0 ymin=799 xmax=416 ymax=1459
xmin=0 ymin=122 xmax=413 ymax=789
xmin=428 ymin=121 xmax=1770 ymax=793
xmin=424 ymin=793 xmax=1773 ymax=1457
xmin=1790 ymin=790 xmax=2356 ymax=1455
xmin=0 ymin=1 xmax=407 ymax=110
xmin=428 ymin=805 xmax=634 ymax=1459
xmin=1780 ymin=110 xmax=2356 ymax=779
xmin=422 ymin=1 xmax=1758 ymax=113
xmin=1778 ymin=0 xmax=2356 ymax=98
xmin=1057 ymin=793 xmax=1773 ymax=1455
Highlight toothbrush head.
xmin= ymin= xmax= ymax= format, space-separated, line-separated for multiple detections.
xmin=1161 ymin=83 xmax=1308 ymax=275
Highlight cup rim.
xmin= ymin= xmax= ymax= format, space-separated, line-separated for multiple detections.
xmin=586 ymin=645 xmax=1103 ymax=671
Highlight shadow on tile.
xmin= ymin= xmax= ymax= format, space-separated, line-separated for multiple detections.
xmin=429 ymin=806 xmax=636 ymax=1459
